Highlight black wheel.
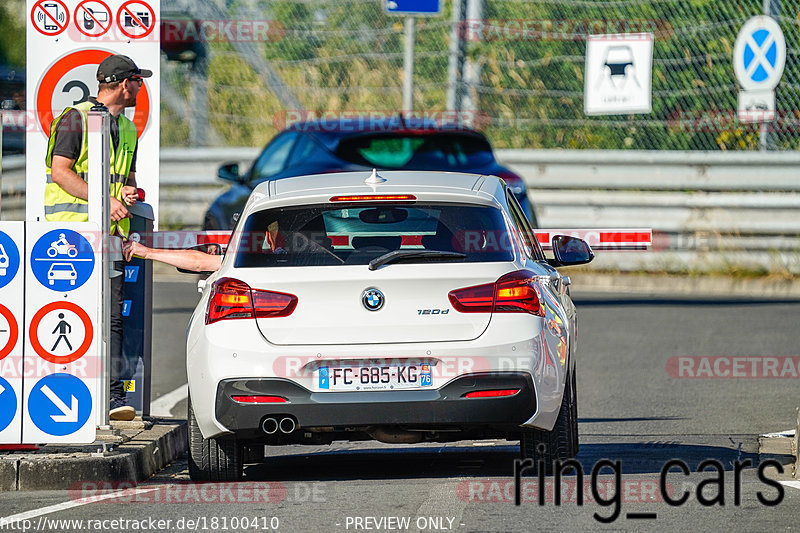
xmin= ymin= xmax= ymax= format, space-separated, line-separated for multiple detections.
xmin=519 ymin=367 xmax=578 ymax=472
xmin=188 ymin=398 xmax=243 ymax=481
xmin=569 ymin=368 xmax=579 ymax=455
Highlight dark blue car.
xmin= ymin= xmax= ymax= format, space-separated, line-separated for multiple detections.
xmin=203 ymin=119 xmax=537 ymax=229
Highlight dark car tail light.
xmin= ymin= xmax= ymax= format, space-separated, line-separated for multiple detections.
xmin=495 ymin=170 xmax=525 ymax=194
xmin=206 ymin=277 xmax=297 ymax=324
xmin=329 ymin=194 xmax=416 ymax=202
xmin=448 ymin=270 xmax=544 ymax=317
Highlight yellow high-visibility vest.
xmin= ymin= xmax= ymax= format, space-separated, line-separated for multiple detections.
xmin=44 ymin=100 xmax=137 ymax=237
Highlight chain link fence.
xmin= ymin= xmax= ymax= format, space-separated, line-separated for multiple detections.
xmin=161 ymin=0 xmax=800 ymax=150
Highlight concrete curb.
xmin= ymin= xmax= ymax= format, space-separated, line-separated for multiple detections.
xmin=0 ymin=420 xmax=187 ymax=492
xmin=758 ymin=409 xmax=800 ymax=481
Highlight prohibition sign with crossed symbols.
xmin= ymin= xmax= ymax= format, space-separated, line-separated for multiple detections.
xmin=31 ymin=0 xmax=70 ymax=37
xmin=74 ymin=0 xmax=113 ymax=38
xmin=116 ymin=0 xmax=156 ymax=39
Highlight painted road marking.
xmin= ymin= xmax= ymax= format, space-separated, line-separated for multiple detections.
xmin=149 ymin=382 xmax=187 ymax=417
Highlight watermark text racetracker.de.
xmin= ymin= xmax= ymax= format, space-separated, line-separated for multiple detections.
xmin=667 ymin=356 xmax=800 ymax=378
xmin=272 ymin=110 xmax=490 ymax=132
xmin=0 ymin=516 xmax=280 ymax=532
xmin=457 ymin=18 xmax=673 ymax=41
xmin=64 ymin=19 xmax=285 ymax=43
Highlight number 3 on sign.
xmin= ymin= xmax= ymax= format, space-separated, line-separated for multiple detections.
xmin=62 ymin=80 xmax=89 ymax=106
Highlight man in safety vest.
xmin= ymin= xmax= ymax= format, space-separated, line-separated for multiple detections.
xmin=44 ymin=54 xmax=152 ymax=421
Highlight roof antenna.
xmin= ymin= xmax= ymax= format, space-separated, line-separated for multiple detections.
xmin=365 ymin=168 xmax=387 ymax=184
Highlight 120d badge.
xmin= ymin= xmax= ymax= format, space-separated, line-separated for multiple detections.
xmin=417 ymin=309 xmax=450 ymax=315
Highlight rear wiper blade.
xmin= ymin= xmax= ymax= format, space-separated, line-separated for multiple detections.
xmin=369 ymin=250 xmax=467 ymax=270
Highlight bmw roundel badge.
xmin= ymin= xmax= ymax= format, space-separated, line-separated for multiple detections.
xmin=362 ymin=288 xmax=385 ymax=311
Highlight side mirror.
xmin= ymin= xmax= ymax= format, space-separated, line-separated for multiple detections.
xmin=550 ymin=235 xmax=594 ymax=267
xmin=217 ymin=162 xmax=242 ymax=183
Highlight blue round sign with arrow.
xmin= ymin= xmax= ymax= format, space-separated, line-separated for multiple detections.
xmin=0 ymin=376 xmax=17 ymax=432
xmin=28 ymin=373 xmax=92 ymax=436
xmin=0 ymin=231 xmax=21 ymax=290
xmin=30 ymin=229 xmax=95 ymax=291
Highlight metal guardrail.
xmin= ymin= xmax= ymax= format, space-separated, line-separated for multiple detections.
xmin=3 ymin=150 xmax=800 ymax=273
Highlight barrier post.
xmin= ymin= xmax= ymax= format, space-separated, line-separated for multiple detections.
xmin=87 ymin=111 xmax=111 ymax=429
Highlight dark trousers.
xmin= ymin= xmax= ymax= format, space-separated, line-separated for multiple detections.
xmin=109 ymin=274 xmax=125 ymax=399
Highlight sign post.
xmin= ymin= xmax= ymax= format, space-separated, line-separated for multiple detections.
xmin=385 ymin=0 xmax=442 ymax=112
xmin=87 ymin=110 xmax=111 ymax=428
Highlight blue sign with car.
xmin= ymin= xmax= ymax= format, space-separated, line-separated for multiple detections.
xmin=28 ymin=374 xmax=92 ymax=436
xmin=0 ymin=231 xmax=20 ymax=290
xmin=30 ymin=229 xmax=95 ymax=291
xmin=0 ymin=376 xmax=17 ymax=432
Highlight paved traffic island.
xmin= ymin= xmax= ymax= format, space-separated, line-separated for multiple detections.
xmin=0 ymin=419 xmax=186 ymax=491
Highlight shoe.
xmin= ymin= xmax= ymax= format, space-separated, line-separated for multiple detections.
xmin=110 ymin=397 xmax=136 ymax=421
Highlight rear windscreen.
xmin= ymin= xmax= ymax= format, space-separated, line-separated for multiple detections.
xmin=335 ymin=134 xmax=494 ymax=170
xmin=234 ymin=203 xmax=516 ymax=268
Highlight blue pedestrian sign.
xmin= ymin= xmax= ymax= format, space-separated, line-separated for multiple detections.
xmin=28 ymin=373 xmax=92 ymax=436
xmin=733 ymin=16 xmax=785 ymax=91
xmin=385 ymin=0 xmax=440 ymax=16
xmin=30 ymin=229 xmax=95 ymax=291
xmin=0 ymin=376 xmax=17 ymax=432
xmin=0 ymin=231 xmax=21 ymax=290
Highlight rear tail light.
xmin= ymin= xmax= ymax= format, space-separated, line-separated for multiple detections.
xmin=448 ymin=270 xmax=544 ymax=317
xmin=464 ymin=389 xmax=520 ymax=398
xmin=329 ymin=195 xmax=416 ymax=202
xmin=231 ymin=395 xmax=288 ymax=403
xmin=206 ymin=277 xmax=297 ymax=324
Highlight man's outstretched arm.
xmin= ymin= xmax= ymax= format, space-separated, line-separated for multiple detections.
xmin=123 ymin=240 xmax=223 ymax=273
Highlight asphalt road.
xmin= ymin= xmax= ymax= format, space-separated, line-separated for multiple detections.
xmin=1 ymin=280 xmax=799 ymax=531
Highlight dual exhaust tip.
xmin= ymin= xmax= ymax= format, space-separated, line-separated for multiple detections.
xmin=262 ymin=416 xmax=296 ymax=435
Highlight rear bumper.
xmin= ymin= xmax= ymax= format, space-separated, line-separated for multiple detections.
xmin=215 ymin=372 xmax=536 ymax=437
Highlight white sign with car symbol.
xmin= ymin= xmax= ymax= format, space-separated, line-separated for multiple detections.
xmin=584 ymin=33 xmax=654 ymax=115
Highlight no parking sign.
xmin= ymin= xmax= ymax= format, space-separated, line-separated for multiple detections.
xmin=733 ymin=16 xmax=786 ymax=122
xmin=25 ymin=0 xmax=160 ymax=227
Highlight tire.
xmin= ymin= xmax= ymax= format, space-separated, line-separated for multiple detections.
xmin=188 ymin=398 xmax=243 ymax=481
xmin=519 ymin=367 xmax=578 ymax=472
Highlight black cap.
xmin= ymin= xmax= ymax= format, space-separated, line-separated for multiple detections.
xmin=96 ymin=54 xmax=153 ymax=83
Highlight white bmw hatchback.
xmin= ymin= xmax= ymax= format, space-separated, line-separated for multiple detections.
xmin=186 ymin=170 xmax=593 ymax=481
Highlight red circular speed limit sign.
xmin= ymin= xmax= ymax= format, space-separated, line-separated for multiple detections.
xmin=35 ymin=49 xmax=151 ymax=138
xmin=0 ymin=305 xmax=19 ymax=360
xmin=29 ymin=301 xmax=94 ymax=364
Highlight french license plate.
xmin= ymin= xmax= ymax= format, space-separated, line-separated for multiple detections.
xmin=317 ymin=363 xmax=433 ymax=391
